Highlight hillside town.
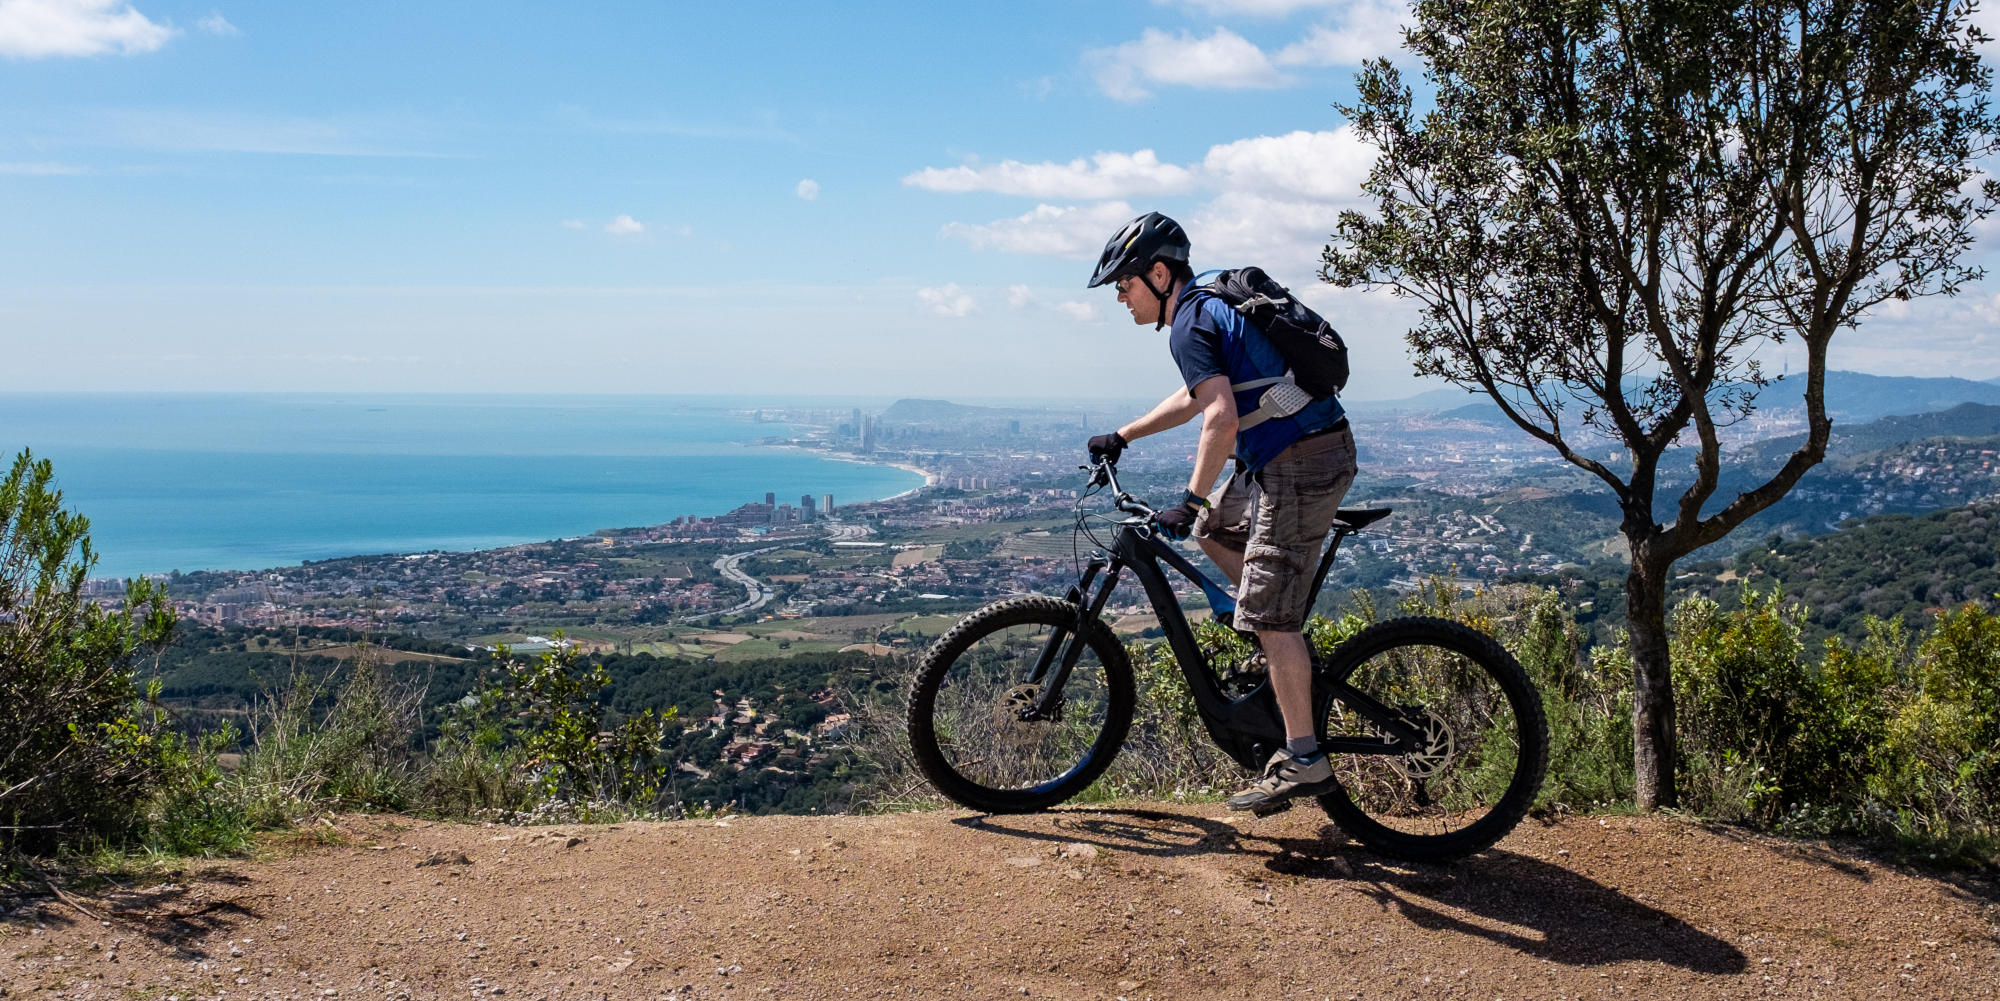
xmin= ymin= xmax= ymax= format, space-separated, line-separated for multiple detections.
xmin=145 ymin=397 xmax=2000 ymax=652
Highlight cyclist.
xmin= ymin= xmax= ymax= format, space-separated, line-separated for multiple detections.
xmin=1083 ymin=211 xmax=1357 ymax=812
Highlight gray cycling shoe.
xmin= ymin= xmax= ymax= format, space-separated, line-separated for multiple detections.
xmin=1226 ymin=748 xmax=1335 ymax=812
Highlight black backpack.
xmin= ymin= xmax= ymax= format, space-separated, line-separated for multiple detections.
xmin=1202 ymin=267 xmax=1350 ymax=398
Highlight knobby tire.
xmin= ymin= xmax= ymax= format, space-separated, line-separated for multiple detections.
xmin=1313 ymin=616 xmax=1549 ymax=863
xmin=907 ymin=596 xmax=1135 ymax=813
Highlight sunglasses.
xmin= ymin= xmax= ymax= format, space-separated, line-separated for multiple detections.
xmin=1114 ymin=275 xmax=1138 ymax=294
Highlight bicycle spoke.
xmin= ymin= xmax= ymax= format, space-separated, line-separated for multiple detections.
xmin=925 ymin=618 xmax=1118 ymax=796
xmin=1322 ymin=630 xmax=1531 ymax=844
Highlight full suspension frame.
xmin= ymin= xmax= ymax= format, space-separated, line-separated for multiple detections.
xmin=1013 ymin=496 xmax=1424 ymax=774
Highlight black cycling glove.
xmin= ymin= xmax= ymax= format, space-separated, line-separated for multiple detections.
xmin=1153 ymin=489 xmax=1209 ymax=541
xmin=1087 ymin=431 xmax=1128 ymax=463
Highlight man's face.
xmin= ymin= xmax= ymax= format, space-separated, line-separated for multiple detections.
xmin=1114 ymin=263 xmax=1169 ymax=327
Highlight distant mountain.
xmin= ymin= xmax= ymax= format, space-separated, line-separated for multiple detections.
xmin=1349 ymin=371 xmax=2000 ymax=423
xmin=879 ymin=398 xmax=1004 ymax=422
xmin=1740 ymin=402 xmax=2000 ymax=467
xmin=1439 ymin=401 xmax=1511 ymax=424
xmin=1344 ymin=386 xmax=1488 ymax=414
xmin=1794 ymin=372 xmax=2000 ymax=422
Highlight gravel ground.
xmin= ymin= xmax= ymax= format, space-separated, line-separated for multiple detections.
xmin=4 ymin=804 xmax=1996 ymax=1000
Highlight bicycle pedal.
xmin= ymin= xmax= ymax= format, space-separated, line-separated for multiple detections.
xmin=1249 ymin=798 xmax=1296 ymax=818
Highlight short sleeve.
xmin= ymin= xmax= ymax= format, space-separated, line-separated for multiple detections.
xmin=1167 ymin=300 xmax=1228 ymax=392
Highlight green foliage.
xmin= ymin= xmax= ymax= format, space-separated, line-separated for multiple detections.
xmin=1671 ymin=589 xmax=1816 ymax=822
xmin=1869 ymin=604 xmax=2000 ymax=857
xmin=0 ymin=450 xmax=179 ymax=854
xmin=232 ymin=653 xmax=427 ymax=828
xmin=141 ymin=725 xmax=252 ymax=858
xmin=1513 ymin=589 xmax=1633 ymax=811
xmin=436 ymin=638 xmax=675 ymax=819
xmin=1717 ymin=503 xmax=2000 ymax=645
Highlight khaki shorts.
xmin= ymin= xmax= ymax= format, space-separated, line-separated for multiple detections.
xmin=1192 ymin=425 xmax=1357 ymax=632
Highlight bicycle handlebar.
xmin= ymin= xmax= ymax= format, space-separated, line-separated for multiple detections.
xmin=1085 ymin=456 xmax=1155 ymax=521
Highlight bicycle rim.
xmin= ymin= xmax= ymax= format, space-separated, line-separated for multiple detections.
xmin=913 ymin=600 xmax=1129 ymax=810
xmin=1318 ymin=617 xmax=1544 ymax=858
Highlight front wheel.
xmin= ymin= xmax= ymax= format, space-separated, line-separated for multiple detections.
xmin=907 ymin=596 xmax=1135 ymax=813
xmin=1315 ymin=616 xmax=1549 ymax=862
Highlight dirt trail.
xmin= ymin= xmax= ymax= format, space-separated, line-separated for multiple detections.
xmin=5 ymin=804 xmax=1997 ymax=1000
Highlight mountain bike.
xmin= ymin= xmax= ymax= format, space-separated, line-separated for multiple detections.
xmin=906 ymin=455 xmax=1549 ymax=862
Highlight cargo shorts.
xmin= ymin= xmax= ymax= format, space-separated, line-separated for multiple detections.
xmin=1191 ymin=425 xmax=1357 ymax=633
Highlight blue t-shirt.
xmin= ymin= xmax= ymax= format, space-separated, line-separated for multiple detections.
xmin=1168 ymin=270 xmax=1344 ymax=472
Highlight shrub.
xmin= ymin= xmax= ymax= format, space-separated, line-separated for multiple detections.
xmin=0 ymin=450 xmax=178 ymax=854
xmin=1511 ymin=589 xmax=1632 ymax=811
xmin=421 ymin=639 xmax=675 ymax=821
xmin=1869 ymin=602 xmax=2000 ymax=856
xmin=234 ymin=653 xmax=427 ymax=827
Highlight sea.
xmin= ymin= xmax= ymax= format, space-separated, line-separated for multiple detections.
xmin=0 ymin=394 xmax=924 ymax=580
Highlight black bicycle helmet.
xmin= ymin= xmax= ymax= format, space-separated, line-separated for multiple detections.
xmin=1087 ymin=211 xmax=1191 ymax=289
xmin=1088 ymin=211 xmax=1191 ymax=330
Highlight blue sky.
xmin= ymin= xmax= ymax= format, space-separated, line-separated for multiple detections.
xmin=4 ymin=1 xmax=1999 ymax=401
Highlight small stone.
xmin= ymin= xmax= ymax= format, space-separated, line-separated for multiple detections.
xmin=1006 ymin=857 xmax=1041 ymax=868
xmin=1058 ymin=842 xmax=1099 ymax=860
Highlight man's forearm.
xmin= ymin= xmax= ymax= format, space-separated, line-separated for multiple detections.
xmin=1189 ymin=406 xmax=1236 ymax=496
xmin=1118 ymin=389 xmax=1199 ymax=442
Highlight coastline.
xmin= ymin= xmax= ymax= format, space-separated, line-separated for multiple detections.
xmin=81 ymin=443 xmax=930 ymax=581
xmin=760 ymin=443 xmax=936 ymax=502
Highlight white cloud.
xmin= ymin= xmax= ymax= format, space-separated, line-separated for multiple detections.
xmin=928 ymin=127 xmax=1378 ymax=279
xmin=1086 ymin=28 xmax=1287 ymax=101
xmin=1164 ymin=0 xmax=1352 ymax=15
xmin=795 ymin=177 xmax=820 ymax=201
xmin=0 ymin=0 xmax=175 ymax=58
xmin=1191 ymin=189 xmax=1346 ymax=274
xmin=1007 ymin=284 xmax=1035 ymax=309
xmin=1053 ymin=301 xmax=1100 ymax=322
xmin=559 ymin=219 xmax=586 ymax=230
xmin=1273 ymin=0 xmax=1408 ymax=66
xmin=903 ymin=149 xmax=1196 ymax=200
xmin=604 ymin=214 xmax=644 ymax=236
xmin=1201 ymin=127 xmax=1377 ymax=201
xmin=196 ymin=11 xmax=237 ymax=36
xmin=916 ymin=283 xmax=978 ymax=318
xmin=940 ymin=201 xmax=1136 ymax=258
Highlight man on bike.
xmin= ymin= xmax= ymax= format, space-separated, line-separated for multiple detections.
xmin=1084 ymin=211 xmax=1357 ymax=812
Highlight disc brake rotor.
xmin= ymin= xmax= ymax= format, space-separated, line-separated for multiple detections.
xmin=1392 ymin=707 xmax=1457 ymax=781
xmin=994 ymin=683 xmax=1060 ymax=748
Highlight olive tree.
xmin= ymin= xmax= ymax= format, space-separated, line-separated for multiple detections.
xmin=1327 ymin=0 xmax=1998 ymax=808
xmin=1 ymin=450 xmax=176 ymax=848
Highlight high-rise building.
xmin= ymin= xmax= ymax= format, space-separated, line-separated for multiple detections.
xmin=765 ymin=491 xmax=776 ymax=506
xmin=801 ymin=494 xmax=816 ymax=521
xmin=823 ymin=493 xmax=835 ymax=514
xmin=859 ymin=416 xmax=875 ymax=453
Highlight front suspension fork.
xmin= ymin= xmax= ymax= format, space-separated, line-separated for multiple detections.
xmin=1022 ymin=556 xmax=1121 ymax=719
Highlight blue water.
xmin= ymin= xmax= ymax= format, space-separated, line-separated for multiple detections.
xmin=1 ymin=394 xmax=921 ymax=578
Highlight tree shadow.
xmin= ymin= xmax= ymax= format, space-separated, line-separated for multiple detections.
xmin=0 ymin=870 xmax=263 ymax=961
xmin=957 ymin=806 xmax=1746 ymax=975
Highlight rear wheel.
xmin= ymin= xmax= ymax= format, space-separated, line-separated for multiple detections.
xmin=1315 ymin=617 xmax=1548 ymax=862
xmin=907 ymin=596 xmax=1134 ymax=813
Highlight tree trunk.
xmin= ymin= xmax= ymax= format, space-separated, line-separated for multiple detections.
xmin=1625 ymin=551 xmax=1678 ymax=810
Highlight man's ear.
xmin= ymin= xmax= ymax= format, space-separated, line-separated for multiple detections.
xmin=1151 ymin=260 xmax=1175 ymax=288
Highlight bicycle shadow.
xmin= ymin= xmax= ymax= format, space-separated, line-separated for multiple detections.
xmin=955 ymin=807 xmax=1746 ymax=975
